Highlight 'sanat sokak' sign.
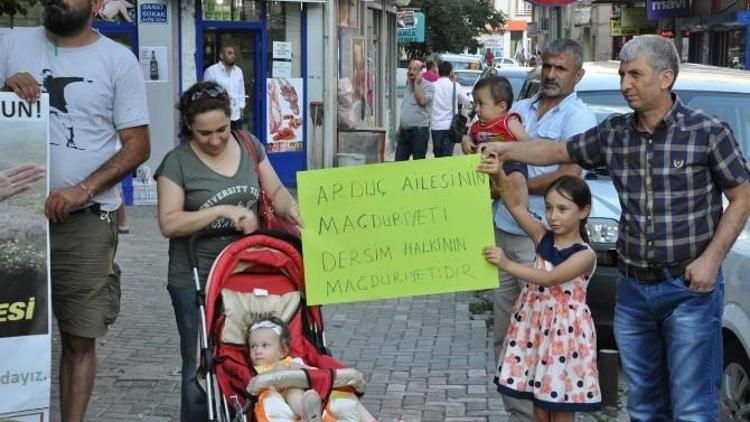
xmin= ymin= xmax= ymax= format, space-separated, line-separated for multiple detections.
xmin=298 ymin=155 xmax=497 ymax=305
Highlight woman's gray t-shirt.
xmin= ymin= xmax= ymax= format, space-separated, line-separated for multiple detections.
xmin=154 ymin=135 xmax=266 ymax=288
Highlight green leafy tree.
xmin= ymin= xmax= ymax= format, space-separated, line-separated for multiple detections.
xmin=0 ymin=0 xmax=44 ymax=17
xmin=402 ymin=0 xmax=506 ymax=58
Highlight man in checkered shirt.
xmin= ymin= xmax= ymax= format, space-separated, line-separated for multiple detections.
xmin=482 ymin=35 xmax=750 ymax=421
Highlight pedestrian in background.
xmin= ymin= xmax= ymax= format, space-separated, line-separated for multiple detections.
xmin=430 ymin=61 xmax=469 ymax=158
xmin=395 ymin=60 xmax=433 ymax=161
xmin=155 ymin=81 xmax=299 ymax=421
xmin=422 ymin=59 xmax=438 ymax=83
xmin=0 ymin=0 xmax=151 ymax=418
xmin=484 ymin=48 xmax=495 ymax=68
xmin=464 ymin=38 xmax=596 ymax=422
xmin=204 ymin=45 xmax=246 ymax=130
xmin=483 ymin=34 xmax=750 ymax=421
xmin=515 ymin=48 xmax=526 ymax=66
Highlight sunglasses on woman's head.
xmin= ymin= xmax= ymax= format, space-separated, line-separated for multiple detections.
xmin=190 ymin=85 xmax=226 ymax=102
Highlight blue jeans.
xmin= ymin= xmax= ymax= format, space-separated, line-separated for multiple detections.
xmin=431 ymin=129 xmax=455 ymax=158
xmin=168 ymin=285 xmax=209 ymax=422
xmin=395 ymin=126 xmax=429 ymax=161
xmin=614 ymin=271 xmax=724 ymax=421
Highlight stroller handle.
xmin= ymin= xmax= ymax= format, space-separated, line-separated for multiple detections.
xmin=187 ymin=228 xmax=239 ymax=269
xmin=187 ymin=228 xmax=303 ymax=269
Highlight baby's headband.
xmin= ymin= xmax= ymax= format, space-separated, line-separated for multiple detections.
xmin=249 ymin=320 xmax=282 ymax=336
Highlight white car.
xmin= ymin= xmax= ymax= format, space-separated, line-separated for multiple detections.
xmin=493 ymin=57 xmax=520 ymax=68
xmin=452 ymin=69 xmax=483 ymax=103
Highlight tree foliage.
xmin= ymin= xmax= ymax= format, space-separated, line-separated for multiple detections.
xmin=402 ymin=0 xmax=506 ymax=58
xmin=0 ymin=0 xmax=44 ymax=17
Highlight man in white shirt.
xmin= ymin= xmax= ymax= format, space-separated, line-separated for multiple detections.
xmin=430 ymin=61 xmax=469 ymax=157
xmin=1 ymin=0 xmax=150 ymax=420
xmin=203 ymin=45 xmax=246 ymax=129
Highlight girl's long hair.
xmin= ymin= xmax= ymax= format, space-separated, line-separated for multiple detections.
xmin=544 ymin=175 xmax=592 ymax=243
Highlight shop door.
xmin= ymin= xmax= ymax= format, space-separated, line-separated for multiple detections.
xmin=200 ymin=30 xmax=261 ymax=134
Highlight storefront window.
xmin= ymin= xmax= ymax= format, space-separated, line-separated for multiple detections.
xmin=266 ymin=2 xmax=302 ymax=78
xmin=728 ymin=29 xmax=746 ymax=69
xmin=265 ymin=3 xmax=303 ymax=153
xmin=201 ymin=0 xmax=260 ymax=21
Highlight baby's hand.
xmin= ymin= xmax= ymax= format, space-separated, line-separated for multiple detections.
xmin=483 ymin=246 xmax=508 ymax=268
xmin=477 ymin=153 xmax=501 ymax=175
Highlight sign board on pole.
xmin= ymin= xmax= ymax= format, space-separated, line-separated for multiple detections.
xmin=397 ymin=11 xmax=425 ymax=43
xmin=297 ymin=155 xmax=498 ymax=305
xmin=0 ymin=92 xmax=51 ymax=421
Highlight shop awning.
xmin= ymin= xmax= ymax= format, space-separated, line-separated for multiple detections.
xmin=504 ymin=20 xmax=528 ymax=31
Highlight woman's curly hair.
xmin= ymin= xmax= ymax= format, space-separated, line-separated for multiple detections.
xmin=177 ymin=80 xmax=231 ymax=138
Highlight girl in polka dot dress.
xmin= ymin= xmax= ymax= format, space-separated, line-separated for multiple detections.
xmin=479 ymin=154 xmax=601 ymax=421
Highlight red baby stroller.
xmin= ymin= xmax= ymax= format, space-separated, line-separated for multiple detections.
xmin=188 ymin=230 xmax=367 ymax=422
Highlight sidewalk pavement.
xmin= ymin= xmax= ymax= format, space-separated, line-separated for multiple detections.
xmin=50 ymin=205 xmax=628 ymax=421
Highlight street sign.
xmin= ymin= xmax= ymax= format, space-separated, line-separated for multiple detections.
xmin=646 ymin=0 xmax=690 ymax=20
xmin=140 ymin=3 xmax=167 ymax=24
xmin=397 ymin=11 xmax=425 ymax=43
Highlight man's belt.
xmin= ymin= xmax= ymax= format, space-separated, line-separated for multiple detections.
xmin=617 ymin=261 xmax=690 ymax=284
xmin=70 ymin=203 xmax=108 ymax=217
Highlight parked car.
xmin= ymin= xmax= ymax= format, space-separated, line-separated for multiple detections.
xmin=494 ymin=66 xmax=533 ymax=100
xmin=518 ymin=61 xmax=750 ymax=420
xmin=439 ymin=53 xmax=482 ymax=71
xmin=452 ymin=69 xmax=483 ymax=103
xmin=493 ymin=57 xmax=520 ymax=68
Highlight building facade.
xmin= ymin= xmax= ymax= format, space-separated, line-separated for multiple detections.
xmin=1 ymin=0 xmax=401 ymax=187
xmin=525 ymin=0 xmax=750 ymax=69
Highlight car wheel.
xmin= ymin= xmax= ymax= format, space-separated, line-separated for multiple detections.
xmin=720 ymin=341 xmax=750 ymax=421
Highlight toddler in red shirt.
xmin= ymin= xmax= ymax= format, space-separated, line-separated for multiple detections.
xmin=469 ymin=76 xmax=528 ymax=207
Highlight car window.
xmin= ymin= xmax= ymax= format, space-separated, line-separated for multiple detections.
xmin=505 ymin=75 xmax=527 ymax=100
xmin=455 ymin=72 xmax=480 ymax=87
xmin=679 ymin=91 xmax=750 ymax=154
xmin=575 ymin=91 xmax=630 ymax=123
xmin=577 ymin=90 xmax=750 ymax=155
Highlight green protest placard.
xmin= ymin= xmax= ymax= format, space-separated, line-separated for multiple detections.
xmin=297 ymin=154 xmax=498 ymax=305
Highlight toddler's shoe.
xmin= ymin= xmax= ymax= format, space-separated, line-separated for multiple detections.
xmin=302 ymin=390 xmax=322 ymax=422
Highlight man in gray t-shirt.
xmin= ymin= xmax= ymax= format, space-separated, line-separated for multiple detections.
xmin=0 ymin=0 xmax=150 ymax=419
xmin=396 ymin=59 xmax=434 ymax=161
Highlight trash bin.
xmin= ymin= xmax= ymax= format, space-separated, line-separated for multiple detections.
xmin=336 ymin=153 xmax=366 ymax=167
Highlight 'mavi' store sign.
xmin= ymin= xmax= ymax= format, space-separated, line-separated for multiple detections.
xmin=646 ymin=0 xmax=690 ymax=19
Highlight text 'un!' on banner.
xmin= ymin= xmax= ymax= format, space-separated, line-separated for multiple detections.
xmin=297 ymin=154 xmax=498 ymax=305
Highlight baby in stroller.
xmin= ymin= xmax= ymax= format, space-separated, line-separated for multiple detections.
xmin=248 ymin=316 xmax=378 ymax=422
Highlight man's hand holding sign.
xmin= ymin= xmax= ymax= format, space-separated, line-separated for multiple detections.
xmin=297 ymin=155 xmax=497 ymax=305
